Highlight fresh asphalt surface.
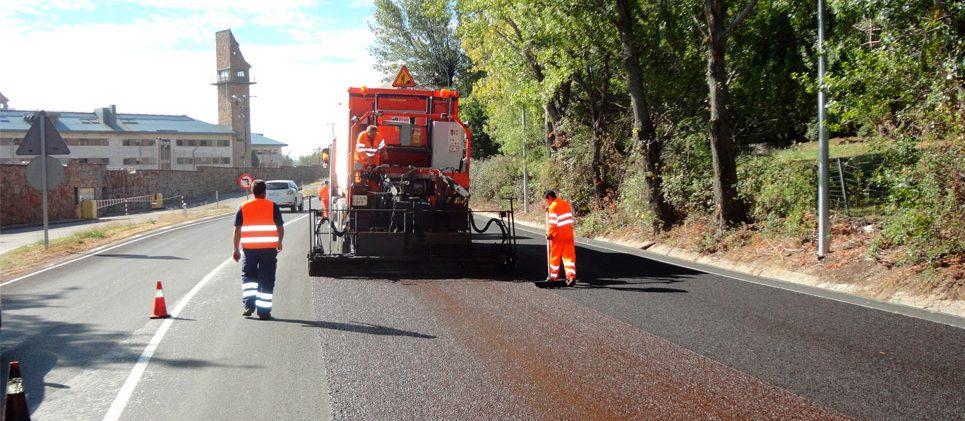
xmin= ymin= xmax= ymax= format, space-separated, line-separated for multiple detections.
xmin=0 ymin=197 xmax=962 ymax=419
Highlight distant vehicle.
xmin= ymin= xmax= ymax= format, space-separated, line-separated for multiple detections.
xmin=265 ymin=180 xmax=304 ymax=212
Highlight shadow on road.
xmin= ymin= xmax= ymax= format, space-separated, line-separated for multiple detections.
xmin=515 ymin=243 xmax=698 ymax=285
xmin=271 ymin=318 xmax=437 ymax=339
xmin=0 ymin=289 xmax=259 ymax=414
xmin=95 ymin=253 xmax=188 ymax=260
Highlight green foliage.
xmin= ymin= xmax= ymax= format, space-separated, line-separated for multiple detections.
xmin=738 ymin=154 xmax=817 ymax=237
xmin=872 ymin=140 xmax=965 ymax=264
xmin=469 ymin=155 xmax=521 ymax=203
xmin=374 ymin=0 xmax=964 ymax=269
xmin=371 ymin=0 xmax=472 ymax=88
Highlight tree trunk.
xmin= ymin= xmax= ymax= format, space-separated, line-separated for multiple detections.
xmin=591 ymin=120 xmax=608 ymax=209
xmin=614 ymin=0 xmax=678 ymax=231
xmin=704 ymin=0 xmax=748 ymax=232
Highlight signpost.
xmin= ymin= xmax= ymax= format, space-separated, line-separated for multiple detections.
xmin=237 ymin=173 xmax=254 ymax=200
xmin=17 ymin=111 xmax=70 ymax=249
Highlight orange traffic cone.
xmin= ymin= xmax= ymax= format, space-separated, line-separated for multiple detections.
xmin=4 ymin=361 xmax=30 ymax=421
xmin=150 ymin=281 xmax=170 ymax=319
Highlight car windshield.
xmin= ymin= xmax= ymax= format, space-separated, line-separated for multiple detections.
xmin=266 ymin=182 xmax=290 ymax=190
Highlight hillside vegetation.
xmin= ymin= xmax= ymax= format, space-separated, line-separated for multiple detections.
xmin=369 ymin=0 xmax=963 ymax=297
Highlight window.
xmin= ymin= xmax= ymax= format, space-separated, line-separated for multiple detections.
xmin=123 ymin=158 xmax=155 ymax=165
xmin=66 ymin=138 xmax=109 ymax=146
xmin=219 ymin=70 xmax=229 ymax=80
xmin=123 ymin=139 xmax=155 ymax=146
xmin=72 ymin=158 xmax=109 ymax=164
xmin=218 ymin=139 xmax=229 ymax=147
xmin=236 ymin=70 xmax=245 ymax=77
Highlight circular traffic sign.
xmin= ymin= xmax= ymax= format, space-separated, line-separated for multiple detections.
xmin=237 ymin=173 xmax=254 ymax=190
xmin=26 ymin=156 xmax=65 ymax=190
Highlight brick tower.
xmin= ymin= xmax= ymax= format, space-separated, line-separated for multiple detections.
xmin=214 ymin=29 xmax=254 ymax=167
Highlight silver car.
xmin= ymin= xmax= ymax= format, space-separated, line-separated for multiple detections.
xmin=265 ymin=180 xmax=304 ymax=212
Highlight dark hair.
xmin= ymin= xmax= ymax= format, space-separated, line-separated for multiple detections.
xmin=324 ymin=180 xmax=329 ymax=185
xmin=544 ymin=190 xmax=557 ymax=199
xmin=252 ymin=179 xmax=267 ymax=197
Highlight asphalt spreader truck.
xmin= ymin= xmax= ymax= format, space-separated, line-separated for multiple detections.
xmin=308 ymin=67 xmax=517 ymax=277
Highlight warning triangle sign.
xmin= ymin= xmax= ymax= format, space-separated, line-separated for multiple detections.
xmin=17 ymin=111 xmax=70 ymax=156
xmin=392 ymin=65 xmax=417 ymax=88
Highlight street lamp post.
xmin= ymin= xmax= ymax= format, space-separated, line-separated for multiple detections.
xmin=817 ymin=0 xmax=830 ymax=258
xmin=521 ymin=109 xmax=529 ymax=214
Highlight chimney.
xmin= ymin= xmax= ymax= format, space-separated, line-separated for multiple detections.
xmin=95 ymin=105 xmax=117 ymax=128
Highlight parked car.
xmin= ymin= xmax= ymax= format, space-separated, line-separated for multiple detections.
xmin=265 ymin=180 xmax=304 ymax=212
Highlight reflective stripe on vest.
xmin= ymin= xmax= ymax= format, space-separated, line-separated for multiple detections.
xmin=240 ymin=199 xmax=279 ymax=249
xmin=547 ymin=199 xmax=575 ymax=232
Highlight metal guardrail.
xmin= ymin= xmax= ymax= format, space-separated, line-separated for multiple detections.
xmin=93 ymin=194 xmax=154 ymax=210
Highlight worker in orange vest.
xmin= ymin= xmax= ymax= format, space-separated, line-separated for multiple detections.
xmin=232 ymin=180 xmax=285 ymax=320
xmin=355 ymin=125 xmax=386 ymax=167
xmin=318 ymin=180 xmax=331 ymax=220
xmin=545 ymin=190 xmax=577 ymax=286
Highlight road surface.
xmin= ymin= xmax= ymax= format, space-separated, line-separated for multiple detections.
xmin=2 ymin=198 xmax=963 ymax=419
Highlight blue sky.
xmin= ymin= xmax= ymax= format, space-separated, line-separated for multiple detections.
xmin=0 ymin=0 xmax=382 ymax=157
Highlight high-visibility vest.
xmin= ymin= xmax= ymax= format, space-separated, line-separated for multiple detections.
xmin=547 ymin=198 xmax=575 ymax=239
xmin=355 ymin=132 xmax=385 ymax=165
xmin=239 ymin=198 xmax=280 ymax=249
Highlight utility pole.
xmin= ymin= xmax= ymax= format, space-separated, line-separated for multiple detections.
xmin=521 ymin=109 xmax=529 ymax=214
xmin=817 ymin=0 xmax=830 ymax=258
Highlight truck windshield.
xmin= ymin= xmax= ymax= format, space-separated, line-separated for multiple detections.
xmin=266 ymin=182 xmax=289 ymax=190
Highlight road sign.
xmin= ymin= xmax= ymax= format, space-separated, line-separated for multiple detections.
xmin=26 ymin=156 xmax=64 ymax=190
xmin=237 ymin=173 xmax=254 ymax=190
xmin=17 ymin=111 xmax=70 ymax=155
xmin=392 ymin=65 xmax=417 ymax=88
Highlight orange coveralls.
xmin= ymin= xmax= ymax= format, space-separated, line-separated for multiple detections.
xmin=318 ymin=184 xmax=330 ymax=218
xmin=546 ymin=198 xmax=576 ymax=280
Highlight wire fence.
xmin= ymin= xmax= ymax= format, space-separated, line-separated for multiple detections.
xmin=825 ymin=155 xmax=890 ymax=216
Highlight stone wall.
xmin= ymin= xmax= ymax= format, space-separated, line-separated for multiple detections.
xmin=1 ymin=162 xmax=324 ymax=227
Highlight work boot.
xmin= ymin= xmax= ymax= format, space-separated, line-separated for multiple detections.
xmin=258 ymin=312 xmax=272 ymax=320
xmin=242 ymin=306 xmax=255 ymax=317
xmin=565 ymin=277 xmax=577 ymax=287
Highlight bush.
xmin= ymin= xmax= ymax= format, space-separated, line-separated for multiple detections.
xmin=873 ymin=139 xmax=965 ymax=265
xmin=738 ymin=154 xmax=816 ymax=237
xmin=470 ymin=154 xmax=528 ymax=209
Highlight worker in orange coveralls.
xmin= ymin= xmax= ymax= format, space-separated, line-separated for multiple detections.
xmin=545 ymin=190 xmax=577 ymax=286
xmin=317 ymin=180 xmax=330 ymax=220
xmin=355 ymin=125 xmax=386 ymax=167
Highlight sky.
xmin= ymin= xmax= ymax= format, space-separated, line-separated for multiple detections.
xmin=0 ymin=0 xmax=382 ymax=158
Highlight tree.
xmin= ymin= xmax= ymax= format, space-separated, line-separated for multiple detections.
xmin=612 ymin=0 xmax=678 ymax=230
xmin=698 ymin=0 xmax=757 ymax=231
xmin=371 ymin=0 xmax=472 ymax=88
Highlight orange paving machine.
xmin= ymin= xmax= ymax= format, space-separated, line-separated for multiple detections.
xmin=308 ymin=67 xmax=517 ymax=277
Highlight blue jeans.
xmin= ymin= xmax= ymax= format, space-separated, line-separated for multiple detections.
xmin=242 ymin=248 xmax=277 ymax=316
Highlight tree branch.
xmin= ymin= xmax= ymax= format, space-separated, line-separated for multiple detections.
xmin=723 ymin=0 xmax=758 ymax=39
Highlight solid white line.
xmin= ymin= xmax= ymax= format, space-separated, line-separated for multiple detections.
xmin=511 ymin=222 xmax=964 ymax=328
xmin=101 ymin=213 xmax=308 ymax=421
xmin=2 ymin=214 xmax=229 ymax=287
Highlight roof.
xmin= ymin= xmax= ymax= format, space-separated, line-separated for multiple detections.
xmin=251 ymin=132 xmax=286 ymax=147
xmin=0 ymin=109 xmax=235 ymax=135
xmin=0 ymin=92 xmax=8 ymax=102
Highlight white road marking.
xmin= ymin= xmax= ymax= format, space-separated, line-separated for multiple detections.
xmin=102 ymin=214 xmax=308 ymax=421
xmin=2 ymin=215 xmax=229 ymax=287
